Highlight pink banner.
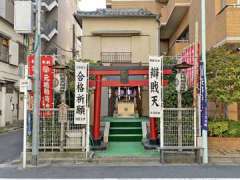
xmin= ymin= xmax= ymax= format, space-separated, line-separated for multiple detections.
xmin=179 ymin=43 xmax=200 ymax=88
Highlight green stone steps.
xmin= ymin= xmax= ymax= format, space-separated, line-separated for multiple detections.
xmin=108 ymin=117 xmax=143 ymax=142
xmin=110 ymin=127 xmax=142 ymax=134
xmin=110 ymin=121 xmax=142 ymax=128
xmin=103 ymin=116 xmax=148 ymax=123
xmin=109 ymin=134 xmax=142 ymax=142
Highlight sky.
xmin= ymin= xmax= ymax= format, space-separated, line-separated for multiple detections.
xmin=79 ymin=0 xmax=106 ymax=11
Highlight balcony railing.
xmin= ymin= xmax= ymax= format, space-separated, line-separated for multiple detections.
xmin=101 ymin=52 xmax=132 ymax=63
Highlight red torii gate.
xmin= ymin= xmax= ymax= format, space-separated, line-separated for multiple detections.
xmin=89 ymin=67 xmax=172 ymax=145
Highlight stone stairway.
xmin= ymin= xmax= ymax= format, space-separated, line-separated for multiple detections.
xmin=108 ymin=118 xmax=143 ymax=142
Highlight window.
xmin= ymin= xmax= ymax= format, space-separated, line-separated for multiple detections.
xmin=0 ymin=35 xmax=9 ymax=63
xmin=176 ymin=26 xmax=189 ymax=42
xmin=6 ymin=82 xmax=14 ymax=94
xmin=237 ymin=0 xmax=240 ymax=7
xmin=18 ymin=43 xmax=26 ymax=64
xmin=106 ymin=4 xmax=112 ymax=9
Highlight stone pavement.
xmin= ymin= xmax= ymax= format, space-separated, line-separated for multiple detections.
xmin=209 ymin=149 xmax=240 ymax=164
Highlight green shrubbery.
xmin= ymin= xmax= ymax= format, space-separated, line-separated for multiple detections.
xmin=208 ymin=119 xmax=240 ymax=137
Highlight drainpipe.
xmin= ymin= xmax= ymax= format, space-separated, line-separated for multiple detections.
xmin=156 ymin=15 xmax=161 ymax=56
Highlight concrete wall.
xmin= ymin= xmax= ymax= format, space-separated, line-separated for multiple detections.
xmin=81 ymin=17 xmax=159 ymax=63
xmin=57 ymin=0 xmax=80 ymax=62
xmin=0 ymin=0 xmax=14 ymax=24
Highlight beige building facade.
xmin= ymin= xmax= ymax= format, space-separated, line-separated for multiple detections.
xmin=76 ymin=9 xmax=160 ymax=64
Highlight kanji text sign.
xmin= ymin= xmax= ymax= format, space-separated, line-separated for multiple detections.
xmin=149 ymin=56 xmax=163 ymax=118
xmin=74 ymin=62 xmax=88 ymax=124
xmin=27 ymin=55 xmax=54 ymax=112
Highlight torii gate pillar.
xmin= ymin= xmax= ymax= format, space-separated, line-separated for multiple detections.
xmin=92 ymin=75 xmax=102 ymax=144
xmin=149 ymin=117 xmax=158 ymax=144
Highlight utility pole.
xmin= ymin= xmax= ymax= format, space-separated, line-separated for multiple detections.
xmin=32 ymin=0 xmax=42 ymax=166
xmin=201 ymin=0 xmax=208 ymax=164
xmin=72 ymin=24 xmax=76 ymax=60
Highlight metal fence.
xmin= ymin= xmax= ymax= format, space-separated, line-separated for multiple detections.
xmin=162 ymin=108 xmax=196 ymax=147
xmin=27 ymin=108 xmax=86 ymax=151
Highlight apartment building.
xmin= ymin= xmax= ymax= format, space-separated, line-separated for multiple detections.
xmin=107 ymin=0 xmax=240 ymax=120
xmin=107 ymin=0 xmax=240 ymax=53
xmin=40 ymin=0 xmax=81 ymax=64
xmin=161 ymin=0 xmax=240 ymax=55
xmin=0 ymin=0 xmax=25 ymax=127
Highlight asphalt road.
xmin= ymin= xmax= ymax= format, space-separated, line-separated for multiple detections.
xmin=0 ymin=129 xmax=22 ymax=164
xmin=1 ymin=165 xmax=240 ymax=178
xmin=1 ymin=130 xmax=240 ymax=178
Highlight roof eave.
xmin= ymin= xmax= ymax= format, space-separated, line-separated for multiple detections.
xmin=74 ymin=14 xmax=159 ymax=27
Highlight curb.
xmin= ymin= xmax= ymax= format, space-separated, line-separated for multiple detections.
xmin=0 ymin=127 xmax=23 ymax=136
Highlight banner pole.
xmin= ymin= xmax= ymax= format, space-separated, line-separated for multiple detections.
xmin=201 ymin=0 xmax=208 ymax=164
xmin=22 ymin=65 xmax=28 ymax=168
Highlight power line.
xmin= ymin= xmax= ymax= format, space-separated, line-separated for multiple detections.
xmin=51 ymin=41 xmax=74 ymax=53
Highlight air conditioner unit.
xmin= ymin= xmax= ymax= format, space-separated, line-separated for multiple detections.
xmin=14 ymin=1 xmax=33 ymax=34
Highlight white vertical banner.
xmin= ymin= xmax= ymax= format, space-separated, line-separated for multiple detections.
xmin=74 ymin=62 xmax=89 ymax=124
xmin=149 ymin=56 xmax=163 ymax=118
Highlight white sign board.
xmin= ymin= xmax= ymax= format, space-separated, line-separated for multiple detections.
xmin=9 ymin=40 xmax=19 ymax=66
xmin=149 ymin=56 xmax=163 ymax=118
xmin=20 ymin=66 xmax=30 ymax=93
xmin=74 ymin=62 xmax=88 ymax=124
xmin=20 ymin=79 xmax=28 ymax=93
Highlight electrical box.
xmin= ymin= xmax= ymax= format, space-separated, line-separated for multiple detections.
xmin=14 ymin=1 xmax=33 ymax=34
